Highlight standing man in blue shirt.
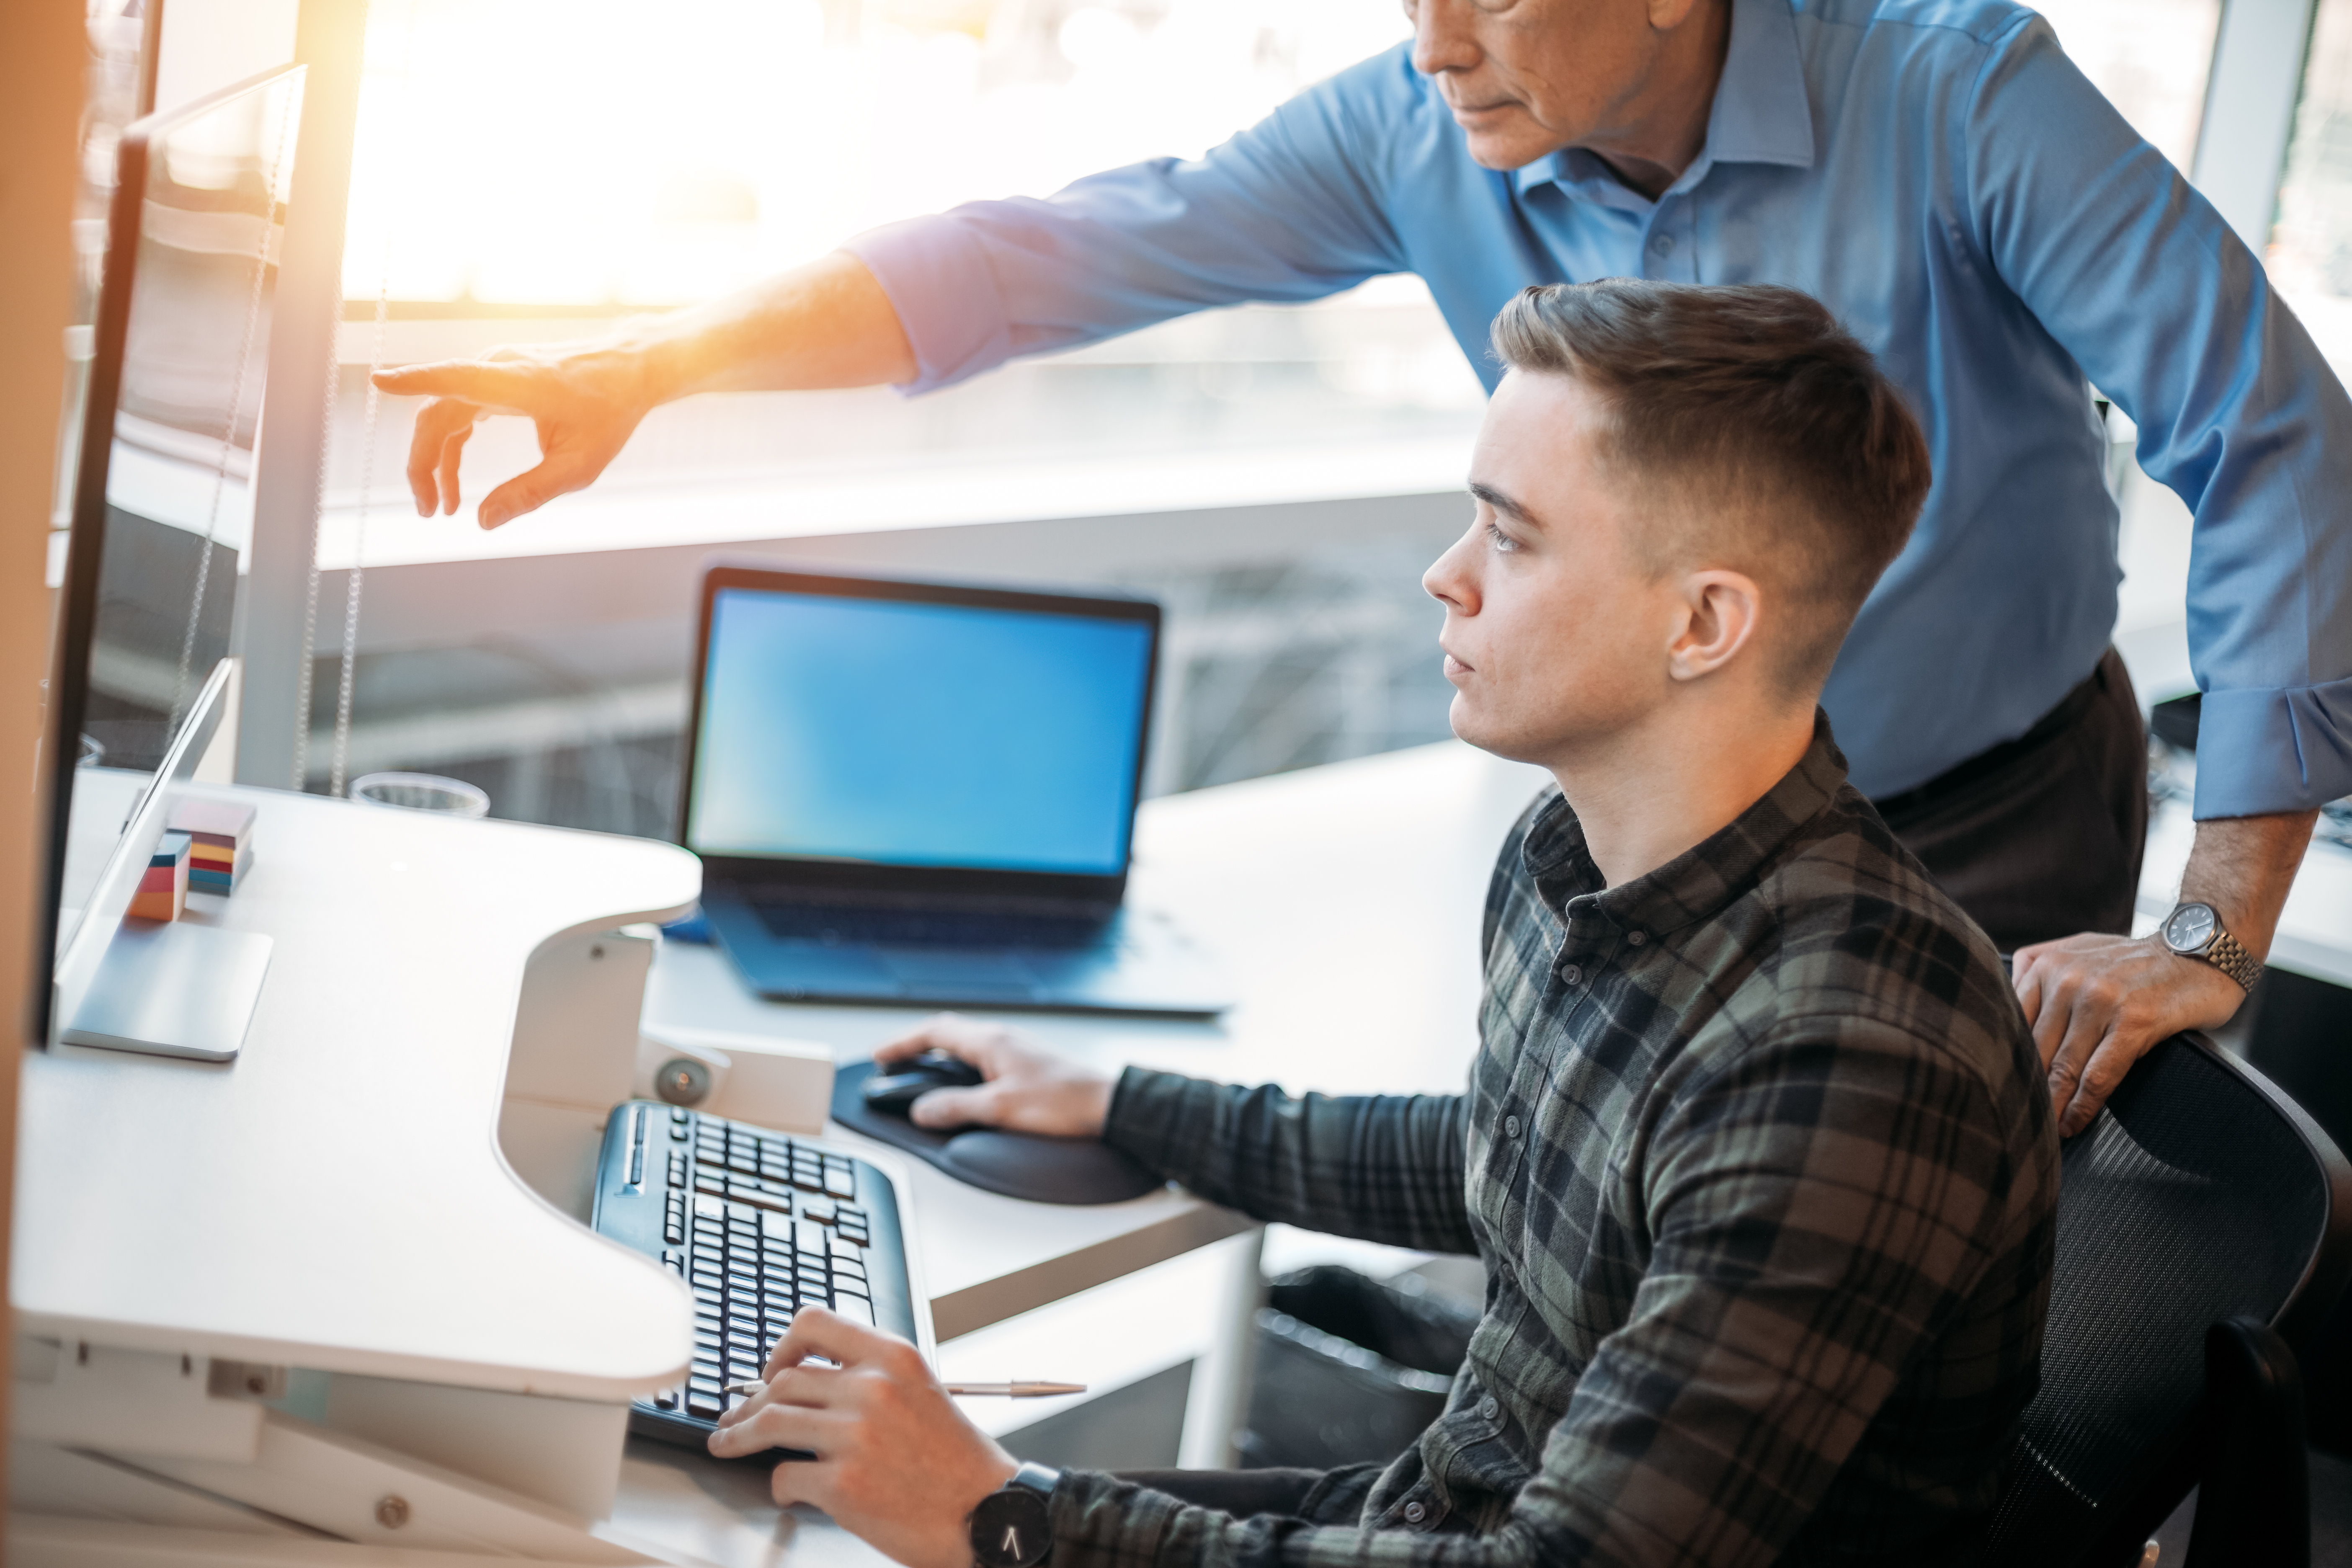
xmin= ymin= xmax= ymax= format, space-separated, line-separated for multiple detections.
xmin=380 ymin=0 xmax=2352 ymax=1138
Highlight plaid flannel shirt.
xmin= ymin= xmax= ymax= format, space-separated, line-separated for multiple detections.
xmin=1050 ymin=719 xmax=2058 ymax=1568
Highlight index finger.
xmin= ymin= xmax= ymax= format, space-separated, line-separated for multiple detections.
xmin=713 ymin=1358 xmax=844 ymax=1431
xmin=2010 ymin=956 xmax=2047 ymax=1035
xmin=873 ymin=1013 xmax=986 ymax=1068
xmin=371 ymin=358 xmax=543 ymax=413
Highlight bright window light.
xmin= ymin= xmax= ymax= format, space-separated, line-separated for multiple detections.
xmin=2271 ymin=0 xmax=2352 ymax=373
xmin=343 ymin=0 xmax=1410 ymax=309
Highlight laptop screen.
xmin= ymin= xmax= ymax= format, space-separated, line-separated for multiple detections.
xmin=685 ymin=583 xmax=1155 ymax=877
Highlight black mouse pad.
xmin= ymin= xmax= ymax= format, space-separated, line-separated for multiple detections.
xmin=831 ymin=1062 xmax=1164 ymax=1205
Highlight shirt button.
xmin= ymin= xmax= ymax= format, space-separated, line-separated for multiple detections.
xmin=1651 ymin=233 xmax=1674 ymax=255
xmin=1562 ymin=964 xmax=1582 ymax=986
xmin=1504 ymin=1114 xmax=1522 ymax=1140
xmin=1403 ymin=1501 xmax=1428 ymax=1524
xmin=1626 ymin=931 xmax=1646 ymax=947
xmin=1480 ymin=1395 xmax=1501 ymax=1421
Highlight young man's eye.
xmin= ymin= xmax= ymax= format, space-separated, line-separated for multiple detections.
xmin=1485 ymin=521 xmax=1520 ymax=553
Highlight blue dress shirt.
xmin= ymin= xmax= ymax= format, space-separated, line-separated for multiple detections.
xmin=847 ymin=0 xmax=2352 ymax=817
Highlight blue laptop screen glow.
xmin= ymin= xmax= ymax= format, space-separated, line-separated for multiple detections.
xmin=687 ymin=587 xmax=1153 ymax=875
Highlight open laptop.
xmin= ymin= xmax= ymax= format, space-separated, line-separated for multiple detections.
xmin=681 ymin=565 xmax=1228 ymax=1016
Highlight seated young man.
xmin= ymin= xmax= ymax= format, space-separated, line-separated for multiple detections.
xmin=710 ymin=279 xmax=2060 ymax=1567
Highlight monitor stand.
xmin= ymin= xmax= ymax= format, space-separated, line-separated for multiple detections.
xmin=60 ymin=919 xmax=274 ymax=1062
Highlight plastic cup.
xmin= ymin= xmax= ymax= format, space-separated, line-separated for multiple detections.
xmin=348 ymin=771 xmax=490 ymax=818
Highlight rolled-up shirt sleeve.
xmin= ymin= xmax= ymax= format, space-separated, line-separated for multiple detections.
xmin=1960 ymin=13 xmax=2352 ymax=818
xmin=841 ymin=54 xmax=1413 ymax=394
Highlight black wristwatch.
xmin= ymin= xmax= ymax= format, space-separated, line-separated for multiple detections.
xmin=2160 ymin=901 xmax=2264 ymax=993
xmin=970 ymin=1461 xmax=1060 ymax=1568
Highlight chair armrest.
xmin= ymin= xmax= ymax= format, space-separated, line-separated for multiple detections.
xmin=2184 ymin=1316 xmax=2310 ymax=1568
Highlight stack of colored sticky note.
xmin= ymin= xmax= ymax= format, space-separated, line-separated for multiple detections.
xmin=129 ymin=832 xmax=189 ymax=922
xmin=168 ymin=799 xmax=255 ymax=896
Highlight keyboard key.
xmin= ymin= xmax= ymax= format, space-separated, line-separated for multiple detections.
xmin=825 ymin=1169 xmax=856 ymax=1199
xmin=833 ymin=1293 xmax=875 ymax=1327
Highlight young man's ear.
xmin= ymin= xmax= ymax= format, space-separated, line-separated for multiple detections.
xmin=1666 ymin=569 xmax=1764 ymax=682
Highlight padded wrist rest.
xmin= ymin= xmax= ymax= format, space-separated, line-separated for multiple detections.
xmin=830 ymin=1062 xmax=1165 ymax=1205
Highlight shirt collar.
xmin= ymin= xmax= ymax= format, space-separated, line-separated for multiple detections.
xmin=1512 ymin=0 xmax=1816 ymax=200
xmin=1519 ymin=710 xmax=1851 ymax=941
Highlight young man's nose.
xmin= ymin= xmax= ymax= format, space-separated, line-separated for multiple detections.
xmin=1423 ymin=532 xmax=1482 ymax=614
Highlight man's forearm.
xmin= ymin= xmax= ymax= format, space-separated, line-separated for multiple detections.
xmin=624 ymin=250 xmax=918 ymax=405
xmin=2178 ymin=808 xmax=2321 ymax=963
xmin=1108 ymin=1071 xmax=1477 ymax=1253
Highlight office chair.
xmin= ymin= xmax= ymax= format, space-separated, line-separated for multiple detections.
xmin=1978 ymin=1032 xmax=2352 ymax=1567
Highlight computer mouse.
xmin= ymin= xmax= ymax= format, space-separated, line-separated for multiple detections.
xmin=832 ymin=1062 xmax=1163 ymax=1204
xmin=860 ymin=1049 xmax=986 ymax=1117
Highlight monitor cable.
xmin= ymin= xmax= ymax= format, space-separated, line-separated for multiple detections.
xmin=297 ymin=0 xmax=418 ymax=797
xmin=170 ymin=76 xmax=298 ymax=744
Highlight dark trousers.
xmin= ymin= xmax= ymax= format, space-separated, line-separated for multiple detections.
xmin=1870 ymin=647 xmax=2149 ymax=952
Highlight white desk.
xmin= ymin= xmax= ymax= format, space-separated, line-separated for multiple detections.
xmin=16 ymin=788 xmax=698 ymax=1398
xmin=13 ymin=740 xmax=1549 ymax=1565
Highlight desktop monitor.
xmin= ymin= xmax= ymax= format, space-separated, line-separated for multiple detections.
xmin=36 ymin=66 xmax=304 ymax=1055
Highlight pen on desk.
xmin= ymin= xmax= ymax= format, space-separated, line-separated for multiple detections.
xmin=721 ymin=1379 xmax=1087 ymax=1399
xmin=943 ymin=1381 xmax=1088 ymax=1398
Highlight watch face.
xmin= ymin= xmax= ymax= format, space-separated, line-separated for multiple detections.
xmin=972 ymin=1486 xmax=1053 ymax=1568
xmin=2165 ymin=903 xmax=2218 ymax=952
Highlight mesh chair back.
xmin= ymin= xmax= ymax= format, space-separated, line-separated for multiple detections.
xmin=1978 ymin=1033 xmax=2352 ymax=1566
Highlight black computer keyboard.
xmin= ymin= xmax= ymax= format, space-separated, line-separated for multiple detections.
xmin=591 ymin=1099 xmax=918 ymax=1449
xmin=752 ymin=897 xmax=1111 ymax=952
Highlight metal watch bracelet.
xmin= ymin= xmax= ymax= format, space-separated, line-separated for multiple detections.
xmin=2201 ymin=928 xmax=2264 ymax=992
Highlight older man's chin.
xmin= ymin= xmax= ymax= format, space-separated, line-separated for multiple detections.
xmin=1449 ymin=115 xmax=1563 ymax=174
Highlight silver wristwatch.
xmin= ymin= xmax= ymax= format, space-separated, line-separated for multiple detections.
xmin=2159 ymin=901 xmax=2263 ymax=992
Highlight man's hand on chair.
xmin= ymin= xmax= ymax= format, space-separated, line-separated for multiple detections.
xmin=2011 ymin=933 xmax=2247 ymax=1137
xmin=873 ymin=1015 xmax=1115 ymax=1137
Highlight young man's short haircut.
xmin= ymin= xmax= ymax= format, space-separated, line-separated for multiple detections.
xmin=1491 ymin=279 xmax=1932 ymax=688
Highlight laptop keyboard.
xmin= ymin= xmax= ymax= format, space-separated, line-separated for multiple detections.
xmin=752 ymin=899 xmax=1109 ymax=952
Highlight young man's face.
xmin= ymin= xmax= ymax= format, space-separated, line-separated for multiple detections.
xmin=1424 ymin=368 xmax=1682 ymax=765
